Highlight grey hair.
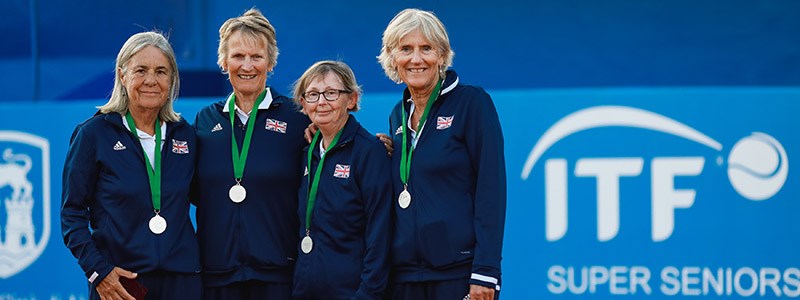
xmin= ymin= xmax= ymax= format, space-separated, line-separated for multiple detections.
xmin=98 ymin=31 xmax=181 ymax=122
xmin=377 ymin=8 xmax=455 ymax=83
xmin=217 ymin=8 xmax=278 ymax=73
xmin=292 ymin=60 xmax=362 ymax=113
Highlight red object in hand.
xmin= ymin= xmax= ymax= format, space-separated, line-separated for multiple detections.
xmin=119 ymin=277 xmax=148 ymax=300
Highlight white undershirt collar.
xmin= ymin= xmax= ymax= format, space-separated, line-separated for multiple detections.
xmin=122 ymin=116 xmax=166 ymax=169
xmin=222 ymin=89 xmax=274 ymax=124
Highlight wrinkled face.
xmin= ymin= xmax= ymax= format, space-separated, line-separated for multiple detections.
xmin=120 ymin=45 xmax=172 ymax=112
xmin=301 ymin=72 xmax=355 ymax=130
xmin=393 ymin=29 xmax=444 ymax=94
xmin=223 ymin=31 xmax=272 ymax=98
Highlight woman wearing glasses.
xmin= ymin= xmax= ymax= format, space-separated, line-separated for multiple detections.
xmin=191 ymin=8 xmax=311 ymax=299
xmin=378 ymin=9 xmax=507 ymax=300
xmin=290 ymin=60 xmax=391 ymax=300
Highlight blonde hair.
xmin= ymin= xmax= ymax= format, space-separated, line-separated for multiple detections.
xmin=292 ymin=60 xmax=362 ymax=112
xmin=377 ymin=8 xmax=454 ymax=83
xmin=98 ymin=31 xmax=181 ymax=122
xmin=217 ymin=8 xmax=278 ymax=73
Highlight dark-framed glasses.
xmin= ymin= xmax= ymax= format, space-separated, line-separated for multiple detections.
xmin=303 ymin=89 xmax=350 ymax=103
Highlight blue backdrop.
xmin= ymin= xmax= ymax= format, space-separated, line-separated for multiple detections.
xmin=0 ymin=87 xmax=798 ymax=298
xmin=2 ymin=0 xmax=800 ymax=100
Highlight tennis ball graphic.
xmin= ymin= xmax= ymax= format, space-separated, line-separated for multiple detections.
xmin=727 ymin=132 xmax=788 ymax=201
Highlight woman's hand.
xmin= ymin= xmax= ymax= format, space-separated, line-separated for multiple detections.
xmin=304 ymin=123 xmax=319 ymax=143
xmin=469 ymin=284 xmax=496 ymax=300
xmin=96 ymin=267 xmax=138 ymax=300
xmin=376 ymin=133 xmax=394 ymax=156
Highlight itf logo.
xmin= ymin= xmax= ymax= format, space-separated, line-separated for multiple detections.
xmin=520 ymin=106 xmax=788 ymax=242
xmin=0 ymin=131 xmax=50 ymax=278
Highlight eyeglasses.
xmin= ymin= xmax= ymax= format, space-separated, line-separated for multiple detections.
xmin=303 ymin=89 xmax=350 ymax=103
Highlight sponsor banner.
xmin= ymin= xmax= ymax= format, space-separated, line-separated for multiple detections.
xmin=500 ymin=88 xmax=800 ymax=298
xmin=0 ymin=88 xmax=798 ymax=299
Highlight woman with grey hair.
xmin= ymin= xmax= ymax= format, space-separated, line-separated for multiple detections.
xmin=62 ymin=31 xmax=201 ymax=299
xmin=290 ymin=60 xmax=391 ymax=299
xmin=191 ymin=8 xmax=311 ymax=299
xmin=378 ymin=8 xmax=507 ymax=300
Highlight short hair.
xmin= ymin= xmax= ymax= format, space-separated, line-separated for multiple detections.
xmin=292 ymin=60 xmax=362 ymax=113
xmin=217 ymin=8 xmax=278 ymax=73
xmin=377 ymin=8 xmax=455 ymax=83
xmin=98 ymin=31 xmax=181 ymax=122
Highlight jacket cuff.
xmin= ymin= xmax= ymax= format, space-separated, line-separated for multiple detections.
xmin=87 ymin=264 xmax=115 ymax=290
xmin=470 ymin=266 xmax=501 ymax=291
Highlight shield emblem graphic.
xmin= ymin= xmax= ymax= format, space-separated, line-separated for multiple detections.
xmin=0 ymin=131 xmax=50 ymax=278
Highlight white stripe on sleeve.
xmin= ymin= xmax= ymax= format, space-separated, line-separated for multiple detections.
xmin=89 ymin=271 xmax=99 ymax=283
xmin=471 ymin=273 xmax=501 ymax=290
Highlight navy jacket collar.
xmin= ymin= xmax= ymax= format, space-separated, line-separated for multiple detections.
xmin=99 ymin=112 xmax=187 ymax=138
xmin=214 ymin=86 xmax=287 ymax=113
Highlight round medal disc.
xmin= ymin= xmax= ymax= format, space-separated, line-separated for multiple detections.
xmin=149 ymin=214 xmax=167 ymax=234
xmin=229 ymin=184 xmax=246 ymax=203
xmin=301 ymin=236 xmax=314 ymax=254
xmin=398 ymin=189 xmax=411 ymax=209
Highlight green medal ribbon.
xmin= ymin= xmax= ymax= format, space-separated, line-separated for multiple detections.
xmin=305 ymin=129 xmax=344 ymax=232
xmin=228 ymin=89 xmax=268 ymax=181
xmin=124 ymin=112 xmax=162 ymax=212
xmin=399 ymin=79 xmax=442 ymax=187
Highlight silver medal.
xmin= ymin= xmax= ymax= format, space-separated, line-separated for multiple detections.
xmin=229 ymin=184 xmax=246 ymax=203
xmin=398 ymin=189 xmax=411 ymax=209
xmin=149 ymin=214 xmax=167 ymax=234
xmin=301 ymin=235 xmax=314 ymax=254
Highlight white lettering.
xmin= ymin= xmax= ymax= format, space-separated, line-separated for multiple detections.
xmin=727 ymin=267 xmax=733 ymax=295
xmin=681 ymin=266 xmax=701 ymax=295
xmin=589 ymin=266 xmax=610 ymax=293
xmin=631 ymin=266 xmax=652 ymax=295
xmin=575 ymin=158 xmax=643 ymax=241
xmin=784 ymin=268 xmax=800 ymax=297
xmin=568 ymin=266 xmax=588 ymax=294
xmin=547 ymin=265 xmax=654 ymax=295
xmin=702 ymin=267 xmax=724 ymax=295
xmin=734 ymin=267 xmax=758 ymax=296
xmin=545 ymin=159 xmax=568 ymax=241
xmin=660 ymin=266 xmax=680 ymax=296
xmin=651 ymin=157 xmax=704 ymax=241
xmin=547 ymin=265 xmax=567 ymax=294
xmin=760 ymin=267 xmax=782 ymax=296
xmin=609 ymin=266 xmax=628 ymax=295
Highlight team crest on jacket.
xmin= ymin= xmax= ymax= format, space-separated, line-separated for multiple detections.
xmin=333 ymin=164 xmax=350 ymax=178
xmin=0 ymin=131 xmax=50 ymax=279
xmin=171 ymin=139 xmax=189 ymax=154
xmin=265 ymin=118 xmax=287 ymax=133
xmin=437 ymin=115 xmax=454 ymax=130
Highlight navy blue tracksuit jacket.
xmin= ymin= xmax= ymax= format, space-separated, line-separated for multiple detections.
xmin=293 ymin=116 xmax=391 ymax=300
xmin=192 ymin=88 xmax=311 ymax=287
xmin=387 ymin=70 xmax=507 ymax=291
xmin=61 ymin=113 xmax=200 ymax=290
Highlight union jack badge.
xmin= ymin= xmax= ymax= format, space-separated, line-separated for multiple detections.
xmin=333 ymin=164 xmax=350 ymax=178
xmin=265 ymin=118 xmax=287 ymax=133
xmin=171 ymin=139 xmax=189 ymax=154
xmin=437 ymin=115 xmax=454 ymax=130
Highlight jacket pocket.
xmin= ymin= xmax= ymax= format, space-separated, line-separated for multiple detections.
xmin=419 ymin=220 xmax=474 ymax=268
